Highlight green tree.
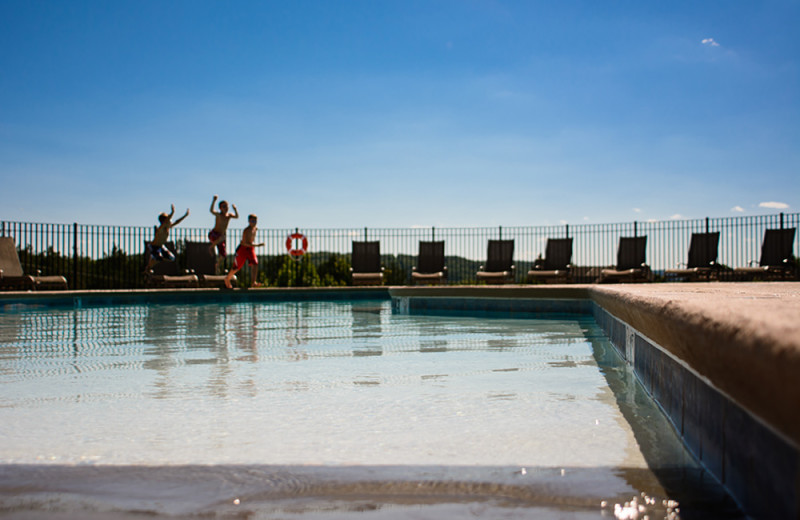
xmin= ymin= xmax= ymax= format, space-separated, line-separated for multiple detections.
xmin=276 ymin=254 xmax=321 ymax=286
xmin=317 ymin=253 xmax=350 ymax=286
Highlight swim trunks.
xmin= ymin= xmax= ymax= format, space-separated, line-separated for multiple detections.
xmin=234 ymin=245 xmax=258 ymax=270
xmin=208 ymin=230 xmax=226 ymax=256
xmin=148 ymin=243 xmax=175 ymax=262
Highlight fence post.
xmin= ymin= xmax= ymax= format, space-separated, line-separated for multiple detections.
xmin=72 ymin=223 xmax=78 ymax=290
xmin=364 ymin=227 xmax=368 ymax=241
xmin=432 ymin=227 xmax=435 ymax=241
xmin=565 ymin=223 xmax=569 ymax=238
xmin=294 ymin=227 xmax=301 ymax=286
xmin=633 ymin=221 xmax=638 ymax=237
xmin=780 ymin=212 xmax=784 ymax=229
xmin=706 ymin=217 xmax=710 ymax=234
xmin=499 ymin=226 xmax=503 ymax=240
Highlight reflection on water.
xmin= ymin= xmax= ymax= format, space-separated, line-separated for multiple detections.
xmin=0 ymin=300 xmax=645 ymax=465
xmin=0 ymin=299 xmax=742 ymax=517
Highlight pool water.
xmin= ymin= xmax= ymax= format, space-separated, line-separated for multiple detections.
xmin=0 ymin=299 xmax=741 ymax=518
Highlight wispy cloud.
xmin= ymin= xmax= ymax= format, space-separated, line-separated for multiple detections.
xmin=759 ymin=201 xmax=789 ymax=209
xmin=670 ymin=214 xmax=683 ymax=220
xmin=731 ymin=206 xmax=745 ymax=213
xmin=633 ymin=208 xmax=642 ymax=213
xmin=702 ymin=38 xmax=720 ymax=47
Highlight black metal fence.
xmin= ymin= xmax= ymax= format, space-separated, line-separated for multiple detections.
xmin=2 ymin=213 xmax=798 ymax=289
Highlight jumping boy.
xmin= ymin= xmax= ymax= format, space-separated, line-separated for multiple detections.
xmin=145 ymin=205 xmax=190 ymax=273
xmin=224 ymin=214 xmax=265 ymax=289
xmin=208 ymin=195 xmax=239 ymax=273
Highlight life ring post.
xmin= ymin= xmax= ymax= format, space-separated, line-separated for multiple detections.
xmin=285 ymin=229 xmax=309 ymax=259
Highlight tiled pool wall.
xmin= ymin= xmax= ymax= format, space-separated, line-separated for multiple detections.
xmin=390 ymin=295 xmax=592 ymax=318
xmin=592 ymin=305 xmax=798 ymax=520
xmin=393 ymin=293 xmax=799 ymax=519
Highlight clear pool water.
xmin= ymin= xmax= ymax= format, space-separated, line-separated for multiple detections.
xmin=0 ymin=299 xmax=740 ymax=518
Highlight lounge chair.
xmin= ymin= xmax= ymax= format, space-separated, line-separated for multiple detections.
xmin=411 ymin=241 xmax=447 ymax=285
xmin=0 ymin=237 xmax=68 ymax=291
xmin=665 ymin=232 xmax=720 ymax=281
xmin=184 ymin=241 xmax=236 ymax=288
xmin=476 ymin=239 xmax=515 ymax=284
xmin=598 ymin=236 xmax=650 ymax=283
xmin=527 ymin=238 xmax=573 ymax=283
xmin=734 ymin=228 xmax=796 ymax=280
xmin=145 ymin=241 xmax=199 ymax=288
xmin=350 ymin=241 xmax=384 ymax=286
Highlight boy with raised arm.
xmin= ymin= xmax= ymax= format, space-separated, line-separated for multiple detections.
xmin=145 ymin=204 xmax=190 ymax=272
xmin=208 ymin=195 xmax=239 ymax=273
xmin=224 ymin=214 xmax=265 ymax=289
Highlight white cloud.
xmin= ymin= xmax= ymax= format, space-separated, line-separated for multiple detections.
xmin=670 ymin=214 xmax=683 ymax=220
xmin=633 ymin=208 xmax=642 ymax=213
xmin=559 ymin=219 xmax=568 ymax=225
xmin=583 ymin=216 xmax=589 ymax=221
xmin=731 ymin=206 xmax=745 ymax=213
xmin=702 ymin=38 xmax=720 ymax=47
xmin=759 ymin=201 xmax=789 ymax=209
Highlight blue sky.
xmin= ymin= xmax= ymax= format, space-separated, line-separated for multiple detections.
xmin=1 ymin=0 xmax=798 ymax=228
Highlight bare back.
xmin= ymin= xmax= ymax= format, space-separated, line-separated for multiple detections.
xmin=152 ymin=223 xmax=171 ymax=246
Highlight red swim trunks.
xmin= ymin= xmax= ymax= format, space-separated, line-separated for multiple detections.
xmin=208 ymin=230 xmax=226 ymax=256
xmin=234 ymin=245 xmax=258 ymax=269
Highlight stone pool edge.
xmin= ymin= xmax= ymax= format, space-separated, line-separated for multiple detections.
xmin=389 ymin=283 xmax=800 ymax=519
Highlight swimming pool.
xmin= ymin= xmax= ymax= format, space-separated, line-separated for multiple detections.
xmin=0 ymin=298 xmax=741 ymax=518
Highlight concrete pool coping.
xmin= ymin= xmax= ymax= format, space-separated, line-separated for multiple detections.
xmin=389 ymin=282 xmax=800 ymax=519
xmin=390 ymin=283 xmax=800 ymax=448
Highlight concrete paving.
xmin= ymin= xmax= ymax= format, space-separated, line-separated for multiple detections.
xmin=391 ymin=282 xmax=800 ymax=447
xmin=589 ymin=282 xmax=800 ymax=448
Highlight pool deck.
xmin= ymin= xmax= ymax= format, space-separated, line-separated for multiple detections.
xmin=590 ymin=283 xmax=800 ymax=449
xmin=391 ymin=282 xmax=800 ymax=518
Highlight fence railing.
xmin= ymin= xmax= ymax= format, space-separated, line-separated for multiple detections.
xmin=2 ymin=213 xmax=798 ymax=289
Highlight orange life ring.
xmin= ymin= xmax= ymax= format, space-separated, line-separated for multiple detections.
xmin=285 ymin=232 xmax=309 ymax=257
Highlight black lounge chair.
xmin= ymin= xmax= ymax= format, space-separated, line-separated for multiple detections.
xmin=411 ymin=241 xmax=447 ymax=285
xmin=184 ymin=241 xmax=236 ymax=288
xmin=598 ymin=236 xmax=650 ymax=283
xmin=665 ymin=232 xmax=720 ymax=281
xmin=0 ymin=237 xmax=68 ymax=291
xmin=476 ymin=239 xmax=515 ymax=284
xmin=350 ymin=241 xmax=383 ymax=286
xmin=527 ymin=238 xmax=573 ymax=283
xmin=145 ymin=241 xmax=199 ymax=288
xmin=734 ymin=228 xmax=796 ymax=280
